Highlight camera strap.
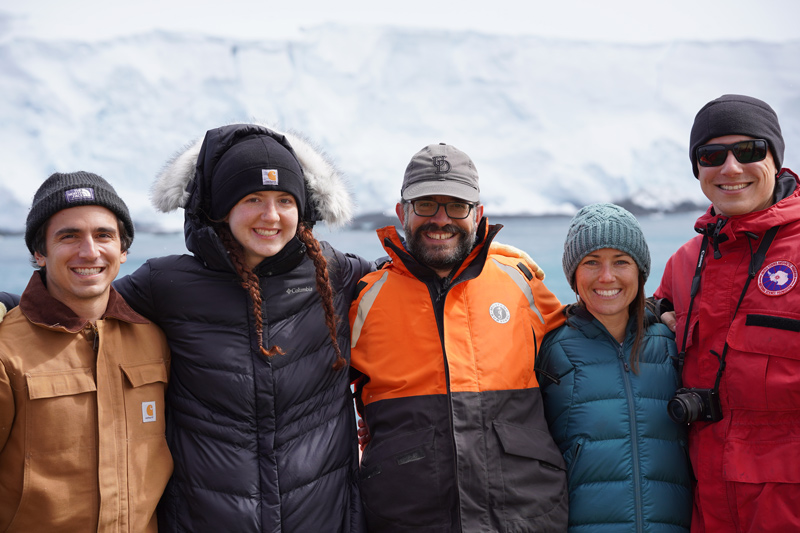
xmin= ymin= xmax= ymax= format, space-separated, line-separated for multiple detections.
xmin=676 ymin=232 xmax=710 ymax=376
xmin=676 ymin=225 xmax=780 ymax=389
xmin=710 ymin=225 xmax=779 ymax=391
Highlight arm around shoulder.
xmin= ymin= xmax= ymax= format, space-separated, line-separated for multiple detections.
xmin=326 ymin=245 xmax=377 ymax=302
xmin=113 ymin=262 xmax=158 ymax=320
xmin=0 ymin=293 xmax=20 ymax=323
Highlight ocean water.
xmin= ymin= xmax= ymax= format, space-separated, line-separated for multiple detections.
xmin=0 ymin=211 xmax=704 ymax=303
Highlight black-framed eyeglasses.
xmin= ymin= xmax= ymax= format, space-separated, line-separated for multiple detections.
xmin=409 ymin=199 xmax=475 ymax=219
xmin=696 ymin=139 xmax=768 ymax=167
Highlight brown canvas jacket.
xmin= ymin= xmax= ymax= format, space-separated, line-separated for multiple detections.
xmin=0 ymin=272 xmax=172 ymax=533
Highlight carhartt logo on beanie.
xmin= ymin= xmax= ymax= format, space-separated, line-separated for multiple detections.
xmin=562 ymin=203 xmax=650 ymax=292
xmin=25 ymin=171 xmax=134 ymax=254
xmin=209 ymin=135 xmax=306 ymax=220
xmin=689 ymin=94 xmax=784 ymax=178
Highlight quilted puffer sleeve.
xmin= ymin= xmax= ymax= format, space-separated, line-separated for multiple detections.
xmin=537 ymin=328 xmax=576 ymax=449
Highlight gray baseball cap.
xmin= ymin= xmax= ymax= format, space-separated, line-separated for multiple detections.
xmin=401 ymin=143 xmax=480 ymax=202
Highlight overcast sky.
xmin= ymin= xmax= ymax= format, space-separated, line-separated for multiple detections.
xmin=2 ymin=0 xmax=797 ymax=43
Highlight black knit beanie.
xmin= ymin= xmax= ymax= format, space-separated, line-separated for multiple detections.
xmin=25 ymin=171 xmax=134 ymax=254
xmin=209 ymin=134 xmax=306 ymax=221
xmin=690 ymin=94 xmax=784 ymax=178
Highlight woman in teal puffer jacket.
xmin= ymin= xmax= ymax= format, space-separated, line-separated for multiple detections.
xmin=538 ymin=203 xmax=692 ymax=533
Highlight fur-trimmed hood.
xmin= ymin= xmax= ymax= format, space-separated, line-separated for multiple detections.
xmin=151 ymin=123 xmax=353 ymax=227
xmin=150 ymin=123 xmax=354 ymax=271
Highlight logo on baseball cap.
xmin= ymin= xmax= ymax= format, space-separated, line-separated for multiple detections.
xmin=401 ymin=143 xmax=480 ymax=202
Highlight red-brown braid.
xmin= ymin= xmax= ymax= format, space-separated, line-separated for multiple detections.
xmin=296 ymin=223 xmax=345 ymax=371
xmin=218 ymin=226 xmax=284 ymax=357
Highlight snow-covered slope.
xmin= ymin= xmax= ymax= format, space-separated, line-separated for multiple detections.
xmin=1 ymin=25 xmax=798 ymax=231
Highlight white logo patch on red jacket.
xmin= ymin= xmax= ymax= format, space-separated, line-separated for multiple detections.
xmin=758 ymin=260 xmax=798 ymax=296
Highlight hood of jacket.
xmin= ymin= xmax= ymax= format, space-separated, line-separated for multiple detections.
xmin=149 ymin=123 xmax=354 ymax=271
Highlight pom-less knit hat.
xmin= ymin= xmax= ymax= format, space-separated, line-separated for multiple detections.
xmin=563 ymin=203 xmax=650 ymax=292
xmin=25 ymin=171 xmax=134 ymax=254
xmin=690 ymin=94 xmax=784 ymax=178
xmin=208 ymin=134 xmax=307 ymax=221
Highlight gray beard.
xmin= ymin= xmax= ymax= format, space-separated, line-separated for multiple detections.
xmin=404 ymin=220 xmax=478 ymax=273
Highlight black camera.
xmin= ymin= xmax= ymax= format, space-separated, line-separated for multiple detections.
xmin=667 ymin=388 xmax=722 ymax=424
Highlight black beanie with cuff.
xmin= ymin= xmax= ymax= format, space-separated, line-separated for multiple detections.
xmin=689 ymin=94 xmax=784 ymax=178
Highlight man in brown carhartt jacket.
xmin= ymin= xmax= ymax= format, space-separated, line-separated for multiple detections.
xmin=0 ymin=172 xmax=172 ymax=532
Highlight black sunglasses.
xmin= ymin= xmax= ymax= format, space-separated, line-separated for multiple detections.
xmin=696 ymin=139 xmax=768 ymax=167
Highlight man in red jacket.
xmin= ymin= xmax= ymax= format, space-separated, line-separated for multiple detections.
xmin=655 ymin=95 xmax=800 ymax=532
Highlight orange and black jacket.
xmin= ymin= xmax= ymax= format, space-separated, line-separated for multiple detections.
xmin=350 ymin=219 xmax=569 ymax=532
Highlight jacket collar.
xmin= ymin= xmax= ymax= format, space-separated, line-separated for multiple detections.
xmin=20 ymin=271 xmax=149 ymax=333
xmin=565 ymin=304 xmax=657 ymax=341
xmin=252 ymin=236 xmax=306 ymax=277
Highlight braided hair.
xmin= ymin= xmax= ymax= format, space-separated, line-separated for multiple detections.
xmin=217 ymin=223 xmax=344 ymax=370
xmin=297 ymin=224 xmax=345 ymax=371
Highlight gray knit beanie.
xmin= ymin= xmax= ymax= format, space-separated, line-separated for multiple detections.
xmin=563 ymin=203 xmax=650 ymax=292
xmin=690 ymin=94 xmax=784 ymax=178
xmin=25 ymin=171 xmax=134 ymax=254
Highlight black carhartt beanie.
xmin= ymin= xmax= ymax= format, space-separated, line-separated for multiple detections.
xmin=25 ymin=171 xmax=134 ymax=254
xmin=209 ymin=134 xmax=306 ymax=221
xmin=689 ymin=94 xmax=784 ymax=178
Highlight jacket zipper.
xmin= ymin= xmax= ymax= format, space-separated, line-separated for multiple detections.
xmin=567 ymin=440 xmax=583 ymax=484
xmin=616 ymin=341 xmax=643 ymax=532
xmin=402 ymin=222 xmax=498 ymax=528
xmin=431 ymin=273 xmax=465 ymax=526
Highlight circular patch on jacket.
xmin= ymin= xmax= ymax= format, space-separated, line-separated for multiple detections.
xmin=758 ymin=261 xmax=797 ymax=296
xmin=489 ymin=302 xmax=510 ymax=324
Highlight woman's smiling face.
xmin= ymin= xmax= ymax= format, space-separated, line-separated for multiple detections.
xmin=575 ymin=248 xmax=639 ymax=332
xmin=226 ymin=190 xmax=299 ymax=269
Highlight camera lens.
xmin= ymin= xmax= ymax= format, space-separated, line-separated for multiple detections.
xmin=668 ymin=392 xmax=703 ymax=424
xmin=668 ymin=398 xmax=688 ymax=423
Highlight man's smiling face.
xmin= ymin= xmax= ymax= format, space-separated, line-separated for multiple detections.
xmin=34 ymin=205 xmax=127 ymax=313
xmin=698 ymin=134 xmax=778 ymax=216
xmin=397 ymin=195 xmax=483 ymax=277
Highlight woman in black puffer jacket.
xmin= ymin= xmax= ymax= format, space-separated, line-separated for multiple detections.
xmin=115 ymin=124 xmax=371 ymax=532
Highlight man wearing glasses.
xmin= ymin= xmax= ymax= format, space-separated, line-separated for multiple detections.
xmin=349 ymin=143 xmax=568 ymax=532
xmin=655 ymin=94 xmax=800 ymax=532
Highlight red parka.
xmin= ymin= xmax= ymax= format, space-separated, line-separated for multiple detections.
xmin=655 ymin=169 xmax=800 ymax=532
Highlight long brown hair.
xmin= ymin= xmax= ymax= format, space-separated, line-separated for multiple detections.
xmin=217 ymin=222 xmax=345 ymax=371
xmin=626 ymin=273 xmax=647 ymax=374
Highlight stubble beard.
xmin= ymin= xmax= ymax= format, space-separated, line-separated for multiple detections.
xmin=404 ymin=220 xmax=478 ymax=272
